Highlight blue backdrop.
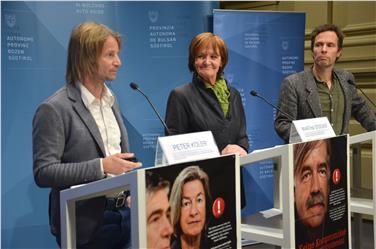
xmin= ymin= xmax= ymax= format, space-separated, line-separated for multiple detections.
xmin=214 ymin=10 xmax=305 ymax=216
xmin=2 ymin=3 xmax=307 ymax=247
xmin=1 ymin=2 xmax=217 ymax=248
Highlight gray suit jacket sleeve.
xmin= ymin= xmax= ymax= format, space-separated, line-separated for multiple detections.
xmin=32 ymin=84 xmax=129 ymax=188
xmin=32 ymin=83 xmax=130 ymax=243
xmin=33 ymin=101 xmax=104 ymax=188
xmin=345 ymin=72 xmax=376 ymax=132
xmin=274 ymin=76 xmax=299 ymax=142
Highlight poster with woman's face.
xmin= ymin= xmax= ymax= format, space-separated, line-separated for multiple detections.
xmin=145 ymin=155 xmax=238 ymax=249
xmin=293 ymin=135 xmax=349 ymax=249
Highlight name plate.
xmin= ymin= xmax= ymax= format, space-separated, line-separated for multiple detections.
xmin=155 ymin=131 xmax=220 ymax=165
xmin=289 ymin=117 xmax=336 ymax=143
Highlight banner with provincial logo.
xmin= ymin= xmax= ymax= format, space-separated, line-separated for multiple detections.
xmin=213 ymin=10 xmax=305 ymax=216
xmin=1 ymin=2 xmax=217 ymax=248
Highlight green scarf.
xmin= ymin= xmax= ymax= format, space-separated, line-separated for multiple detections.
xmin=204 ymin=77 xmax=230 ymax=117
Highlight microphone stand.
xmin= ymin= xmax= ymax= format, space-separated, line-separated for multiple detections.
xmin=250 ymin=90 xmax=295 ymax=120
xmin=129 ymin=82 xmax=171 ymax=135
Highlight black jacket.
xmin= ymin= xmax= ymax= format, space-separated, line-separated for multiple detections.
xmin=165 ymin=74 xmax=249 ymax=152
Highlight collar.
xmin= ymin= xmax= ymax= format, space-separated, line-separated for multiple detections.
xmin=311 ymin=67 xmax=340 ymax=86
xmin=79 ymin=82 xmax=115 ymax=108
xmin=193 ymin=72 xmax=227 ymax=88
xmin=311 ymin=66 xmax=338 ymax=84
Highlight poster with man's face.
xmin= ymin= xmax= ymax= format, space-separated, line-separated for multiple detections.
xmin=145 ymin=155 xmax=238 ymax=249
xmin=293 ymin=135 xmax=349 ymax=248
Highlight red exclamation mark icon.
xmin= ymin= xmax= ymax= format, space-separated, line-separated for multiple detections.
xmin=332 ymin=168 xmax=341 ymax=185
xmin=212 ymin=197 xmax=225 ymax=218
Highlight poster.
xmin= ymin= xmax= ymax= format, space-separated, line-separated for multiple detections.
xmin=293 ymin=135 xmax=349 ymax=248
xmin=145 ymin=155 xmax=239 ymax=249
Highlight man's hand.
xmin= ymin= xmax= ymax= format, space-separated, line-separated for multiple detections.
xmin=103 ymin=153 xmax=142 ymax=175
xmin=221 ymin=144 xmax=247 ymax=156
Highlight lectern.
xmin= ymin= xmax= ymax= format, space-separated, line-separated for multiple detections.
xmin=60 ymin=154 xmax=241 ymax=248
xmin=240 ymin=144 xmax=295 ymax=247
xmin=240 ymin=135 xmax=351 ymax=248
xmin=60 ymin=170 xmax=147 ymax=248
xmin=349 ymin=131 xmax=376 ymax=248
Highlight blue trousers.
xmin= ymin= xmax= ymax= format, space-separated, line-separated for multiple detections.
xmin=76 ymin=207 xmax=131 ymax=249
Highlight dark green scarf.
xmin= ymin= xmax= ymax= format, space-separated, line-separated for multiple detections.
xmin=204 ymin=77 xmax=230 ymax=117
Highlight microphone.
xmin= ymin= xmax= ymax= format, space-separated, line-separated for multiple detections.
xmin=348 ymin=80 xmax=376 ymax=108
xmin=129 ymin=82 xmax=171 ymax=135
xmin=250 ymin=90 xmax=295 ymax=120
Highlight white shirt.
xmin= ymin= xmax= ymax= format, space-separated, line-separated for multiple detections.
xmin=80 ymin=83 xmax=121 ymax=176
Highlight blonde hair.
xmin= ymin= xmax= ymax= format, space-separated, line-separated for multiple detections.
xmin=65 ymin=22 xmax=121 ymax=84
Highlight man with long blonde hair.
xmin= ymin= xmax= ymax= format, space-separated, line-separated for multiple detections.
xmin=33 ymin=22 xmax=141 ymax=248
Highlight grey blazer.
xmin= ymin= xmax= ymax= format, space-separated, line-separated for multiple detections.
xmin=275 ymin=68 xmax=376 ymax=142
xmin=32 ymin=82 xmax=129 ymax=244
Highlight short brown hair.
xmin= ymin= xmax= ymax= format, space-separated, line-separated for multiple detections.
xmin=66 ymin=22 xmax=121 ymax=84
xmin=188 ymin=32 xmax=228 ymax=78
xmin=310 ymin=24 xmax=344 ymax=52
